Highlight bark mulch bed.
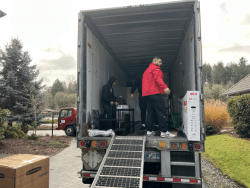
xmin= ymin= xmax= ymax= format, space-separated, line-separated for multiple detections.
xmin=0 ymin=135 xmax=73 ymax=159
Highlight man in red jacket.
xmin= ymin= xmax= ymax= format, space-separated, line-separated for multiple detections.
xmin=142 ymin=56 xmax=176 ymax=138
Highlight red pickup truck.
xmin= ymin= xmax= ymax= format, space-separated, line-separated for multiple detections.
xmin=56 ymin=107 xmax=77 ymax=136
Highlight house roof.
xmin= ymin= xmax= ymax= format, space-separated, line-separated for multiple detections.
xmin=221 ymin=74 xmax=250 ymax=96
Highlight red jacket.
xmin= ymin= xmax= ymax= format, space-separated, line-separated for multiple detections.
xmin=142 ymin=63 xmax=168 ymax=96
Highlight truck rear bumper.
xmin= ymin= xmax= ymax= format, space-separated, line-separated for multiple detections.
xmin=79 ymin=171 xmax=201 ymax=185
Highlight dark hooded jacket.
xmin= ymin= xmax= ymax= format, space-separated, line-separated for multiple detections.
xmin=131 ymin=72 xmax=143 ymax=95
xmin=101 ymin=76 xmax=117 ymax=105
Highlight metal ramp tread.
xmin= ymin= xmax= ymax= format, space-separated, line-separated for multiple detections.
xmin=91 ymin=136 xmax=146 ymax=188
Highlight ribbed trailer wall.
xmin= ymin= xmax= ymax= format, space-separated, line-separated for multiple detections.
xmin=86 ymin=27 xmax=128 ymax=119
xmin=171 ymin=15 xmax=196 ymax=113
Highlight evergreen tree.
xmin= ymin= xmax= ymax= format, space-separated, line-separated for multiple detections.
xmin=51 ymin=79 xmax=64 ymax=96
xmin=0 ymin=38 xmax=44 ymax=127
xmin=237 ymin=57 xmax=250 ymax=82
xmin=202 ymin=62 xmax=212 ymax=85
xmin=212 ymin=61 xmax=227 ymax=84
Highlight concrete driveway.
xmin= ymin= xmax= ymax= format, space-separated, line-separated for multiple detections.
xmin=32 ymin=129 xmax=208 ymax=187
xmin=49 ymin=137 xmax=89 ymax=188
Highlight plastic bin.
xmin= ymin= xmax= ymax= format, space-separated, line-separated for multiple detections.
xmin=170 ymin=113 xmax=179 ymax=128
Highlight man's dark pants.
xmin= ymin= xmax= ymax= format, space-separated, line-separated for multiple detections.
xmin=139 ymin=94 xmax=158 ymax=125
xmin=145 ymin=94 xmax=167 ymax=132
xmin=102 ymin=104 xmax=113 ymax=129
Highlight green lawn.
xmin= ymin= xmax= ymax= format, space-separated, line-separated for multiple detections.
xmin=201 ymin=134 xmax=250 ymax=188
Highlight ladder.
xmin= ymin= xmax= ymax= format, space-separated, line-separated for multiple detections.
xmin=91 ymin=136 xmax=146 ymax=188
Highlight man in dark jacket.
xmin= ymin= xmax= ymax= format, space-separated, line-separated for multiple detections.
xmin=142 ymin=56 xmax=175 ymax=138
xmin=131 ymin=72 xmax=159 ymax=132
xmin=101 ymin=76 xmax=118 ymax=128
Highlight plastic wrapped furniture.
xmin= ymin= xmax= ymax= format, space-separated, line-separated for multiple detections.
xmin=87 ymin=129 xmax=115 ymax=137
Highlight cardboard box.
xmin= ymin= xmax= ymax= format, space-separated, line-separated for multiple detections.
xmin=181 ymin=91 xmax=200 ymax=141
xmin=82 ymin=123 xmax=89 ymax=136
xmin=0 ymin=154 xmax=49 ymax=188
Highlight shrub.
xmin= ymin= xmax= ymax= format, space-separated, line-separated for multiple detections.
xmin=44 ymin=119 xmax=58 ymax=124
xmin=4 ymin=126 xmax=27 ymax=139
xmin=205 ymin=123 xmax=218 ymax=135
xmin=204 ymin=99 xmax=230 ymax=132
xmin=0 ymin=108 xmax=9 ymax=143
xmin=227 ymin=94 xmax=250 ymax=138
xmin=27 ymin=134 xmax=40 ymax=140
xmin=21 ymin=123 xmax=30 ymax=134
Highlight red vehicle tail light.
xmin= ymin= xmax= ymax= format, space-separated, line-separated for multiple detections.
xmin=80 ymin=141 xmax=86 ymax=147
xmin=195 ymin=143 xmax=201 ymax=150
xmin=100 ymin=141 xmax=106 ymax=147
xmin=180 ymin=143 xmax=187 ymax=150
xmin=171 ymin=143 xmax=177 ymax=149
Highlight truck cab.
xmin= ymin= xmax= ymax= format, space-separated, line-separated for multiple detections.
xmin=56 ymin=107 xmax=77 ymax=136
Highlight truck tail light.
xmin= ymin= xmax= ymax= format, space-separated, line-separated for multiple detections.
xmin=100 ymin=141 xmax=106 ymax=147
xmin=171 ymin=143 xmax=177 ymax=149
xmin=91 ymin=141 xmax=97 ymax=147
xmin=195 ymin=143 xmax=201 ymax=150
xmin=83 ymin=174 xmax=90 ymax=177
xmin=180 ymin=143 xmax=187 ymax=150
xmin=80 ymin=141 xmax=86 ymax=147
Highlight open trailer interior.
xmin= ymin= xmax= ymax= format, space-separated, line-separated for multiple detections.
xmin=77 ymin=0 xmax=205 ymax=141
xmin=76 ymin=1 xmax=205 ymax=187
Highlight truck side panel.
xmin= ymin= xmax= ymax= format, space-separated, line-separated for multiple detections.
xmin=77 ymin=21 xmax=128 ymax=141
xmin=171 ymin=15 xmax=196 ymax=112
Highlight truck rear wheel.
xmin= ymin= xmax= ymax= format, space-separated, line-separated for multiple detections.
xmin=65 ymin=125 xmax=76 ymax=136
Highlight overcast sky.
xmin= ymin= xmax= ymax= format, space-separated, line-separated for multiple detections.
xmin=1 ymin=0 xmax=250 ymax=87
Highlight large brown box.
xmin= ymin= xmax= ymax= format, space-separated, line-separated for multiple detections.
xmin=82 ymin=123 xmax=89 ymax=137
xmin=0 ymin=154 xmax=49 ymax=188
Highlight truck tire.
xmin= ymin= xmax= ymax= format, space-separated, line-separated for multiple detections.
xmin=65 ymin=125 xmax=76 ymax=137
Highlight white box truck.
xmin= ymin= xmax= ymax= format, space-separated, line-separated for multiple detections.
xmin=76 ymin=0 xmax=205 ymax=187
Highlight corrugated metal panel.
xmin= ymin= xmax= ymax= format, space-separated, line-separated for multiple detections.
xmin=82 ymin=0 xmax=196 ymax=75
xmin=92 ymin=34 xmax=100 ymax=110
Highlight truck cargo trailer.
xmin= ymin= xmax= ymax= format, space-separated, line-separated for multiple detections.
xmin=76 ymin=0 xmax=205 ymax=187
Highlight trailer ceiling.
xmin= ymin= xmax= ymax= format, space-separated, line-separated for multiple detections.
xmin=81 ymin=1 xmax=195 ymax=77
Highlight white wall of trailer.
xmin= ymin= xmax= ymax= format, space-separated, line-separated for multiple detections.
xmin=86 ymin=27 xmax=127 ymax=120
xmin=171 ymin=15 xmax=196 ymax=114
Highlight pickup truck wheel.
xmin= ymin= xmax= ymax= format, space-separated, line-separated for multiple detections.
xmin=65 ymin=125 xmax=75 ymax=137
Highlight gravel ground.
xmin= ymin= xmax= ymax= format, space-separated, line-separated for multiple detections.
xmin=201 ymin=157 xmax=246 ymax=188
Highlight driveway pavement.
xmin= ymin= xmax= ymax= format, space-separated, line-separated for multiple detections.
xmin=49 ymin=137 xmax=90 ymax=188
xmin=28 ymin=130 xmax=209 ymax=187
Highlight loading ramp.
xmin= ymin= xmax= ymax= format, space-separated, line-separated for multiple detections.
xmin=91 ymin=136 xmax=146 ymax=188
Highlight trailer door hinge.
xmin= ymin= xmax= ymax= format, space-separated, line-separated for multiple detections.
xmin=199 ymin=61 xmax=202 ymax=68
xmin=78 ymin=13 xmax=81 ymax=21
xmin=202 ymin=127 xmax=205 ymax=134
xmin=198 ymin=31 xmax=201 ymax=40
xmin=78 ymin=41 xmax=81 ymax=47
xmin=200 ymin=94 xmax=204 ymax=100
xmin=197 ymin=2 xmax=200 ymax=11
